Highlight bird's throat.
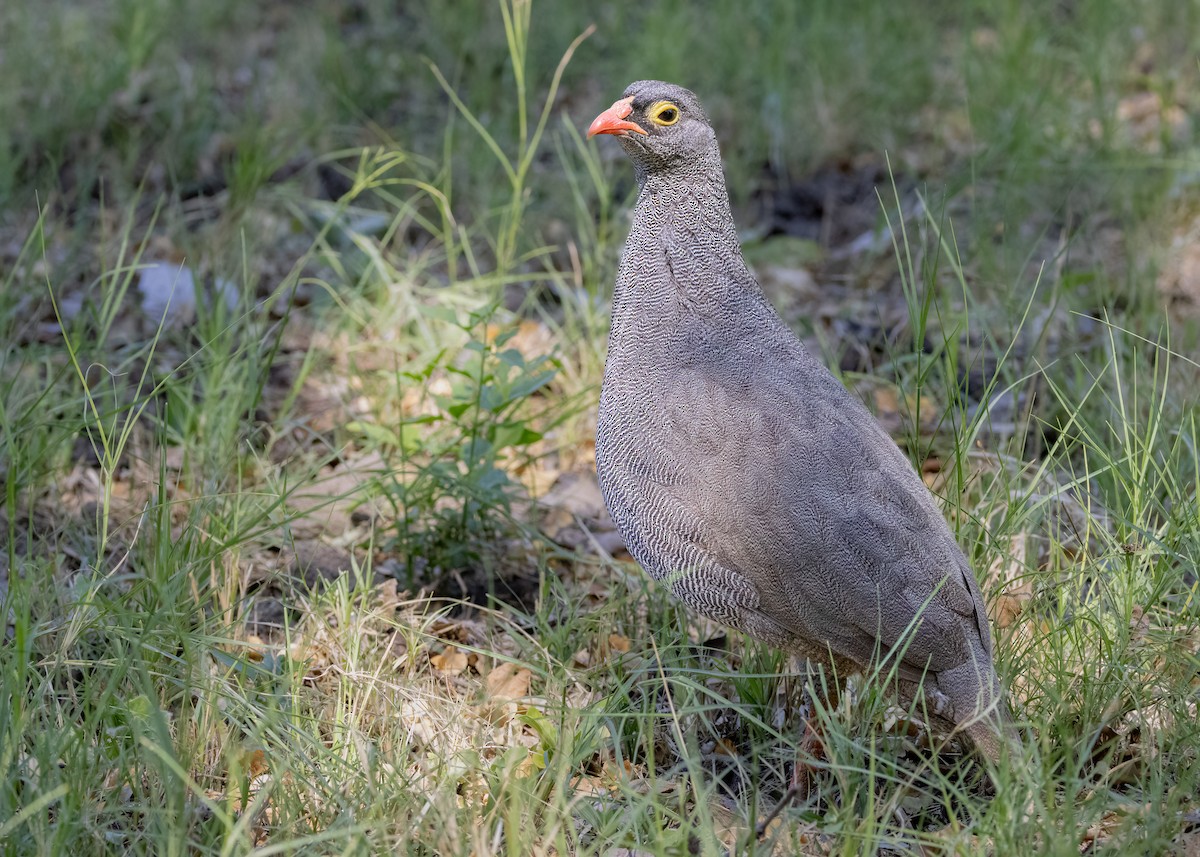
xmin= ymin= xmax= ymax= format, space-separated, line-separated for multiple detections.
xmin=608 ymin=166 xmax=750 ymax=356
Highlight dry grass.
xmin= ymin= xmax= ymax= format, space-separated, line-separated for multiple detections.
xmin=3 ymin=0 xmax=1200 ymax=854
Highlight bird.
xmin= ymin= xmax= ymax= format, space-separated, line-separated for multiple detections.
xmin=587 ymin=80 xmax=1016 ymax=767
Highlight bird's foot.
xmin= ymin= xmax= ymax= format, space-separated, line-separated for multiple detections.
xmin=755 ymin=698 xmax=823 ymax=839
xmin=753 ymin=751 xmax=815 ymax=839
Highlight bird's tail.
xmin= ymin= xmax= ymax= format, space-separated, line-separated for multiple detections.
xmin=934 ymin=658 xmax=1021 ymax=765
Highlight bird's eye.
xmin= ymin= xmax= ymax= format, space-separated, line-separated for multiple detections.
xmin=649 ymin=101 xmax=680 ymax=126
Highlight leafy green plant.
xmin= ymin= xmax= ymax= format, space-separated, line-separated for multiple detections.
xmin=330 ymin=2 xmax=594 ymax=589
xmin=2 ymin=0 xmax=1199 ymax=853
xmin=357 ymin=306 xmax=559 ymax=586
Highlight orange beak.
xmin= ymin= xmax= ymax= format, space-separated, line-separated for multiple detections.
xmin=587 ymin=96 xmax=647 ymax=138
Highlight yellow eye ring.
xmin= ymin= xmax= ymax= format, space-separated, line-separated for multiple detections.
xmin=648 ymin=101 xmax=681 ymax=127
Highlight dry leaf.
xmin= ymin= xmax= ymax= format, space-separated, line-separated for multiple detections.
xmin=244 ymin=639 xmax=264 ymax=663
xmin=714 ymin=737 xmax=739 ymax=757
xmin=1176 ymin=828 xmax=1200 ymax=857
xmin=486 ymin=662 xmax=532 ymax=701
xmin=868 ymin=385 xmax=939 ymax=433
xmin=375 ymin=577 xmax=404 ymax=610
xmin=571 ymin=774 xmax=611 ymax=796
xmin=430 ymin=645 xmax=468 ymax=675
xmin=537 ymin=471 xmax=624 ymax=554
xmin=512 ymin=749 xmax=543 ymax=779
xmin=485 ymin=319 xmax=554 ymax=358
xmin=244 ymin=748 xmax=268 ymax=779
xmin=608 ymin=633 xmax=631 ymax=654
xmin=1080 ymin=810 xmax=1121 ymax=849
xmin=874 ymin=386 xmax=901 ymax=418
xmin=1129 ymin=605 xmax=1151 ymax=647
xmin=987 ymin=532 xmax=1033 ymax=629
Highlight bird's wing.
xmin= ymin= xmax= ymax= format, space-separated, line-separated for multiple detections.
xmin=656 ymin=334 xmax=990 ymax=678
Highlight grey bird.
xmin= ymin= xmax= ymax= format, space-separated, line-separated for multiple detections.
xmin=588 ymin=80 xmax=1015 ymax=764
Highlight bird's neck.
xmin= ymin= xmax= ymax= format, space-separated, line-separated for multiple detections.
xmin=612 ymin=149 xmax=750 ymax=325
xmin=633 ymin=150 xmax=739 ymax=243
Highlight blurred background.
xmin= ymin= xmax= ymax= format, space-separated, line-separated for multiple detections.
xmin=2 ymin=1 xmax=1199 ymax=852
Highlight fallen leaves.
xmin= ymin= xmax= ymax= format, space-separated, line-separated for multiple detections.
xmin=1077 ymin=803 xmax=1200 ymax=855
xmin=1089 ymin=90 xmax=1190 ymax=155
xmin=607 ymin=632 xmax=631 ymax=654
xmin=267 ymin=580 xmax=576 ymax=825
xmin=1177 ymin=813 xmax=1200 ymax=857
xmin=485 ymin=661 xmax=532 ymax=701
xmin=870 ymin=385 xmax=940 ymax=435
xmin=987 ymin=532 xmax=1034 ymax=629
xmin=430 ymin=645 xmax=470 ymax=675
xmin=568 ymin=632 xmax=633 ymax=671
xmin=537 ymin=470 xmax=626 ymax=556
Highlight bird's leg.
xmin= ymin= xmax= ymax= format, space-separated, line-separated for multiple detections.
xmin=755 ymin=681 xmax=825 ymax=838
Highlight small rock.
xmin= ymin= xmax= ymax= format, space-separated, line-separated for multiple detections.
xmin=289 ymin=540 xmax=355 ymax=588
xmin=138 ymin=261 xmax=197 ymax=324
xmin=138 ymin=262 xmax=242 ymax=326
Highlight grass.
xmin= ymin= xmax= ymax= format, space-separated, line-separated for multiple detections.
xmin=2 ymin=0 xmax=1200 ymax=853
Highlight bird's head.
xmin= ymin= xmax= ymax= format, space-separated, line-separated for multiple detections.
xmin=587 ymin=80 xmax=715 ymax=175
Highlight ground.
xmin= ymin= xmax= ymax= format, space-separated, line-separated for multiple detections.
xmin=1 ymin=1 xmax=1199 ymax=854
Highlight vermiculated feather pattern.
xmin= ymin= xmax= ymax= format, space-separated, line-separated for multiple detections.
xmin=593 ymin=80 xmax=1014 ymax=760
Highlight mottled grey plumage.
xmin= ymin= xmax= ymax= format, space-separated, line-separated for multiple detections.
xmin=592 ymin=80 xmax=1013 ymax=760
